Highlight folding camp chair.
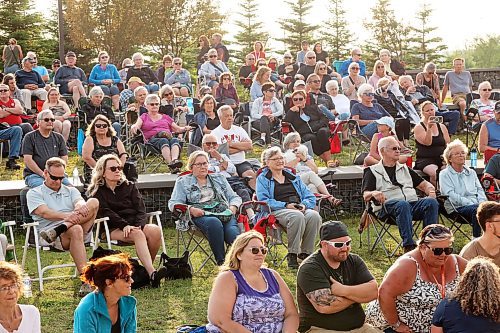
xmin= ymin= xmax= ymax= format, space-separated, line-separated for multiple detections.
xmin=346 ymin=119 xmax=371 ymax=165
xmin=0 ymin=220 xmax=17 ymax=262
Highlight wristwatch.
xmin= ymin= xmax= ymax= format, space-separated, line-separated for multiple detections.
xmin=390 ymin=320 xmax=402 ymax=330
xmin=219 ymin=158 xmax=224 ymax=163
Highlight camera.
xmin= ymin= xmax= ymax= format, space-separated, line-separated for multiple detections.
xmin=429 ymin=116 xmax=443 ymax=124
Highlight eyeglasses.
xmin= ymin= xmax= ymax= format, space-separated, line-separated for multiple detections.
xmin=174 ymin=62 xmax=182 ymax=65
xmin=293 ymin=97 xmax=304 ymax=102
xmin=0 ymin=89 xmax=8 ymax=93
xmin=108 ymin=166 xmax=123 ymax=172
xmin=424 ymin=244 xmax=453 ymax=256
xmin=482 ymin=89 xmax=492 ymax=92
xmin=203 ymin=142 xmax=217 ymax=146
xmin=43 ymin=118 xmax=56 ymax=122
xmin=363 ymin=92 xmax=375 ymax=97
xmin=192 ymin=162 xmax=208 ymax=167
xmin=117 ymin=274 xmax=132 ymax=283
xmin=148 ymin=103 xmax=159 ymax=106
xmin=0 ymin=284 xmax=18 ymax=293
xmin=95 ymin=124 xmax=108 ymax=129
xmin=266 ymin=89 xmax=276 ymax=93
xmin=53 ymin=64 xmax=60 ymax=68
xmin=248 ymin=247 xmax=268 ymax=255
xmin=307 ymin=56 xmax=316 ymax=59
xmin=452 ymin=151 xmax=467 ymax=156
xmin=310 ymin=80 xmax=321 ymax=84
xmin=48 ymin=172 xmax=65 ymax=181
xmin=324 ymin=239 xmax=352 ymax=248
xmin=163 ymin=92 xmax=173 ymax=97
xmin=209 ymin=55 xmax=218 ymax=58
xmin=268 ymin=157 xmax=284 ymax=162
xmin=222 ymin=77 xmax=231 ymax=81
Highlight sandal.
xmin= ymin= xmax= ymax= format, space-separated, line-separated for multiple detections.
xmin=327 ymin=159 xmax=340 ymax=168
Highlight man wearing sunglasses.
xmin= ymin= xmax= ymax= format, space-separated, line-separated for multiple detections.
xmin=297 ymin=221 xmax=379 ymax=333
xmin=14 ymin=56 xmax=48 ymax=112
xmin=27 ymin=157 xmax=99 ymax=296
xmin=22 ymin=110 xmax=68 ymax=188
xmin=362 ymin=136 xmax=439 ymax=252
xmin=339 ymin=47 xmax=366 ymax=77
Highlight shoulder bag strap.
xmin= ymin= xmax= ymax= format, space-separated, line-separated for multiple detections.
xmin=349 ymin=76 xmax=358 ymax=91
xmin=209 ymin=62 xmax=225 ymax=74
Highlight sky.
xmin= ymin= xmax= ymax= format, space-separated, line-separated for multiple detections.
xmin=35 ymin=0 xmax=500 ymax=54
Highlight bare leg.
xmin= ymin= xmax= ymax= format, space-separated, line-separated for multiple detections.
xmin=171 ymin=145 xmax=180 ymax=161
xmin=423 ymin=164 xmax=438 ymax=187
xmin=53 ymin=120 xmax=63 ymax=135
xmin=142 ymin=224 xmax=162 ymax=262
xmin=320 ymin=151 xmax=332 ymax=163
xmin=161 ymin=146 xmax=172 ymax=163
xmin=364 ymin=155 xmax=380 ymax=166
xmin=62 ymin=120 xmax=71 ymax=142
xmin=109 ymin=227 xmax=156 ymax=275
xmin=111 ymin=95 xmax=119 ymax=111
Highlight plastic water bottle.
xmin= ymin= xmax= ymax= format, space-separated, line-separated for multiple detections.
xmin=22 ymin=274 xmax=32 ymax=298
xmin=470 ymin=147 xmax=477 ymax=169
xmin=73 ymin=167 xmax=79 ymax=186
xmin=186 ymin=98 xmax=194 ymax=116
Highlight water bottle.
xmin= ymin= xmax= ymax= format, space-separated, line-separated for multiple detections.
xmin=22 ymin=274 xmax=32 ymax=298
xmin=186 ymin=98 xmax=194 ymax=116
xmin=470 ymin=147 xmax=477 ymax=169
xmin=72 ymin=167 xmax=79 ymax=186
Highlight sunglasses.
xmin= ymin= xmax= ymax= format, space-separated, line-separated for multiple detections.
xmin=53 ymin=64 xmax=60 ymax=68
xmin=222 ymin=77 xmax=231 ymax=81
xmin=425 ymin=244 xmax=453 ymax=256
xmin=351 ymin=67 xmax=360 ymax=70
xmin=293 ymin=97 xmax=304 ymax=102
xmin=174 ymin=62 xmax=182 ymax=65
xmin=209 ymin=55 xmax=218 ymax=58
xmin=376 ymin=66 xmax=385 ymax=68
xmin=310 ymin=80 xmax=321 ymax=84
xmin=204 ymin=142 xmax=217 ymax=146
xmin=148 ymin=103 xmax=159 ymax=106
xmin=363 ymin=92 xmax=375 ymax=97
xmin=284 ymin=56 xmax=292 ymax=59
xmin=355 ymin=54 xmax=362 ymax=56
xmin=43 ymin=118 xmax=56 ymax=122
xmin=48 ymin=172 xmax=65 ymax=181
xmin=0 ymin=89 xmax=8 ymax=93
xmin=387 ymin=146 xmax=401 ymax=151
xmin=319 ymin=67 xmax=327 ymax=70
xmin=95 ymin=124 xmax=108 ymax=129
xmin=163 ymin=92 xmax=173 ymax=97
xmin=266 ymin=89 xmax=276 ymax=93
xmin=117 ymin=274 xmax=133 ymax=282
xmin=108 ymin=166 xmax=123 ymax=172
xmin=192 ymin=162 xmax=209 ymax=167
xmin=482 ymin=89 xmax=492 ymax=92
xmin=324 ymin=239 xmax=352 ymax=248
xmin=307 ymin=56 xmax=316 ymax=59
xmin=101 ymin=56 xmax=109 ymax=59
xmin=248 ymin=247 xmax=268 ymax=255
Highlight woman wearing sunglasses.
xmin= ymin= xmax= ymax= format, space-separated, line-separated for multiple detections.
xmin=368 ymin=60 xmax=391 ymax=89
xmin=87 ymin=155 xmax=167 ymax=288
xmin=283 ymin=90 xmax=332 ymax=165
xmin=251 ymin=81 xmax=283 ymax=146
xmin=88 ymin=51 xmax=121 ymax=110
xmin=366 ymin=224 xmax=467 ymax=333
xmin=164 ymin=57 xmax=192 ymax=97
xmin=74 ymin=253 xmax=137 ymax=332
xmin=82 ymin=115 xmax=126 ymax=184
xmin=42 ymin=87 xmax=72 ymax=142
xmin=314 ymin=60 xmax=341 ymax=94
xmin=206 ymin=231 xmax=299 ymax=333
xmin=215 ymin=72 xmax=239 ymax=110
xmin=469 ymin=81 xmax=496 ymax=122
xmin=199 ymin=48 xmax=229 ymax=95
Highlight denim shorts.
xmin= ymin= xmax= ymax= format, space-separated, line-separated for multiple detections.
xmin=148 ymin=136 xmax=180 ymax=151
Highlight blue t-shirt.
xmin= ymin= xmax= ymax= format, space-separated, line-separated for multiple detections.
xmin=432 ymin=298 xmax=500 ymax=333
xmin=350 ymin=102 xmax=390 ymax=122
xmin=33 ymin=65 xmax=48 ymax=77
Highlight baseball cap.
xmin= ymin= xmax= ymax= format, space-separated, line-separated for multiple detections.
xmin=320 ymin=221 xmax=349 ymax=241
xmin=375 ymin=116 xmax=395 ymax=130
xmin=127 ymin=76 xmax=145 ymax=85
xmin=65 ymin=51 xmax=76 ymax=57
xmin=52 ymin=59 xmax=61 ymax=65
xmin=494 ymin=101 xmax=500 ymax=113
xmin=294 ymin=80 xmax=306 ymax=88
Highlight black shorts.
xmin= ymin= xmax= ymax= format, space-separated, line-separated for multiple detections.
xmin=235 ymin=161 xmax=253 ymax=176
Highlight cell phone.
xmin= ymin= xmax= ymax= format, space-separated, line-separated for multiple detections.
xmin=429 ymin=116 xmax=443 ymax=124
xmin=293 ymin=204 xmax=303 ymax=210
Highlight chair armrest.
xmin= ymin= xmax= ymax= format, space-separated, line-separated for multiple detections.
xmin=22 ymin=222 xmax=40 ymax=228
xmin=1 ymin=221 xmax=16 ymax=227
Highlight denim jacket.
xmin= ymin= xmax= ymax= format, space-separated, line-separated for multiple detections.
xmin=256 ymin=167 xmax=316 ymax=211
xmin=439 ymin=165 xmax=487 ymax=213
xmin=251 ymin=97 xmax=284 ymax=120
xmin=73 ymin=291 xmax=137 ymax=333
xmin=168 ymin=173 xmax=242 ymax=211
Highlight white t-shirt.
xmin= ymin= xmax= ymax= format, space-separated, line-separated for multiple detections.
xmin=0 ymin=304 xmax=41 ymax=333
xmin=211 ymin=125 xmax=250 ymax=164
xmin=330 ymin=94 xmax=351 ymax=116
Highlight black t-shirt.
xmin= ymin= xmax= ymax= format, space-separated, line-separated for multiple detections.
xmin=362 ymin=165 xmax=424 ymax=193
xmin=111 ymin=309 xmax=120 ymax=333
xmin=315 ymin=50 xmax=329 ymax=63
xmin=278 ymin=63 xmax=299 ymax=77
xmin=206 ymin=116 xmax=220 ymax=130
xmin=297 ymin=251 xmax=374 ymax=332
xmin=273 ymin=176 xmax=300 ymax=204
xmin=238 ymin=65 xmax=253 ymax=79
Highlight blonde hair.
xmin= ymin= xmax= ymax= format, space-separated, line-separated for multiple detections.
xmin=87 ymin=154 xmax=127 ymax=197
xmin=418 ymin=224 xmax=454 ymax=245
xmin=254 ymin=66 xmax=271 ymax=84
xmin=220 ymin=231 xmax=266 ymax=271
xmin=186 ymin=150 xmax=209 ymax=170
xmin=0 ymin=261 xmax=24 ymax=298
xmin=373 ymin=60 xmax=385 ymax=74
xmin=451 ymin=257 xmax=500 ymax=322
xmin=442 ymin=139 xmax=468 ymax=165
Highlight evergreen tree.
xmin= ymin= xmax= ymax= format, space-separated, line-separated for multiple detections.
xmin=363 ymin=0 xmax=411 ymax=67
xmin=320 ymin=0 xmax=355 ymax=61
xmin=233 ymin=0 xmax=269 ymax=63
xmin=407 ymin=3 xmax=447 ymax=69
xmin=278 ymin=0 xmax=318 ymax=52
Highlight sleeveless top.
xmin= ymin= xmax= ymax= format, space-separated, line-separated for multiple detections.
xmin=3 ymin=45 xmax=21 ymax=67
xmin=485 ymin=119 xmax=500 ymax=148
xmin=0 ymin=97 xmax=21 ymax=125
xmin=366 ymin=256 xmax=461 ymax=333
xmin=83 ymin=135 xmax=119 ymax=182
xmin=416 ymin=122 xmax=446 ymax=159
xmin=206 ymin=268 xmax=285 ymax=333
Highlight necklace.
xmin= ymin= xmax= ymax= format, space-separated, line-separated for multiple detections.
xmin=421 ymin=254 xmax=446 ymax=298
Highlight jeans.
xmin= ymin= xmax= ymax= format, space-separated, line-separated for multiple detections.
xmin=361 ymin=122 xmax=378 ymax=140
xmin=435 ymin=110 xmax=460 ymax=135
xmin=3 ymin=64 xmax=19 ymax=74
xmin=98 ymin=84 xmax=120 ymax=96
xmin=191 ymin=215 xmax=240 ymax=265
xmin=379 ymin=198 xmax=439 ymax=246
xmin=112 ymin=122 xmax=121 ymax=136
xmin=25 ymin=174 xmax=71 ymax=188
xmin=0 ymin=126 xmax=22 ymax=158
xmin=145 ymin=84 xmax=159 ymax=93
xmin=455 ymin=204 xmax=482 ymax=237
xmin=318 ymin=104 xmax=337 ymax=121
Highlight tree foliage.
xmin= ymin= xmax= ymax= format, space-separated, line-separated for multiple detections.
xmin=445 ymin=35 xmax=500 ymax=69
xmin=278 ymin=0 xmax=318 ymax=52
xmin=406 ymin=3 xmax=447 ymax=69
xmin=232 ymin=0 xmax=269 ymax=62
xmin=320 ymin=0 xmax=355 ymax=61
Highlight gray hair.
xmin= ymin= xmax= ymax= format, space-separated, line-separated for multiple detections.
xmin=159 ymin=84 xmax=174 ymax=97
xmin=443 ymin=139 xmax=468 ymax=165
xmin=357 ymin=83 xmax=374 ymax=99
xmin=37 ymin=110 xmax=54 ymax=121
xmin=398 ymin=75 xmax=414 ymax=86
xmin=89 ymin=86 xmax=104 ymax=97
xmin=379 ymin=49 xmax=391 ymax=57
xmin=131 ymin=52 xmax=143 ymax=61
xmin=325 ymin=80 xmax=339 ymax=92
xmin=348 ymin=62 xmax=359 ymax=72
xmin=202 ymin=134 xmax=218 ymax=144
xmin=378 ymin=136 xmax=398 ymax=155
xmin=351 ymin=47 xmax=362 ymax=56
xmin=377 ymin=77 xmax=391 ymax=88
xmin=261 ymin=146 xmax=282 ymax=165
xmin=283 ymin=132 xmax=301 ymax=150
xmin=133 ymin=86 xmax=147 ymax=96
xmin=145 ymin=94 xmax=160 ymax=105
xmin=217 ymin=105 xmax=233 ymax=118
xmin=187 ymin=151 xmax=209 ymax=170
xmin=424 ymin=62 xmax=436 ymax=72
xmin=478 ymin=81 xmax=492 ymax=91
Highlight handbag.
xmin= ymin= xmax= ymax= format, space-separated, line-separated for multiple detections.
xmin=160 ymin=251 xmax=192 ymax=280
xmin=192 ymin=175 xmax=234 ymax=223
xmin=123 ymin=157 xmax=138 ymax=181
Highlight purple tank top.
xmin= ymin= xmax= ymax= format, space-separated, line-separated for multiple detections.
xmin=206 ymin=268 xmax=286 ymax=333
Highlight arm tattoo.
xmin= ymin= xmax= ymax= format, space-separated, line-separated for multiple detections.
xmin=306 ymin=288 xmax=337 ymax=306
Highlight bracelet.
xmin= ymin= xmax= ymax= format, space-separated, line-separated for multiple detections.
xmin=390 ymin=320 xmax=401 ymax=330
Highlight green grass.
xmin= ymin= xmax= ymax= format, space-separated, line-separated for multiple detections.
xmin=14 ymin=217 xmax=472 ymax=332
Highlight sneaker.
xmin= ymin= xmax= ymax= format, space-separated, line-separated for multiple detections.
xmin=254 ymin=138 xmax=265 ymax=147
xmin=150 ymin=266 xmax=168 ymax=288
xmin=40 ymin=228 xmax=58 ymax=243
xmin=5 ymin=159 xmax=20 ymax=170
xmin=287 ymin=253 xmax=299 ymax=269
xmin=78 ymin=282 xmax=94 ymax=297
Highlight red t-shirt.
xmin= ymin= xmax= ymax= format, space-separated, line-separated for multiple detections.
xmin=0 ymin=98 xmax=22 ymax=125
